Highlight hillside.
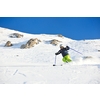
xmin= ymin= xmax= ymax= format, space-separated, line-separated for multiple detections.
xmin=0 ymin=27 xmax=100 ymax=84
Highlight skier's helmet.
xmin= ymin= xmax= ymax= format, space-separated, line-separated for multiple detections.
xmin=60 ymin=44 xmax=64 ymax=48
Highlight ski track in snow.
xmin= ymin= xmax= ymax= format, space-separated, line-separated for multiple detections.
xmin=0 ymin=64 xmax=100 ymax=84
xmin=0 ymin=27 xmax=100 ymax=84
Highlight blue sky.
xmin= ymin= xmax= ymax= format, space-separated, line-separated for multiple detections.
xmin=0 ymin=17 xmax=100 ymax=40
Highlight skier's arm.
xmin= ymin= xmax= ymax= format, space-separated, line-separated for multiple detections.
xmin=55 ymin=50 xmax=61 ymax=55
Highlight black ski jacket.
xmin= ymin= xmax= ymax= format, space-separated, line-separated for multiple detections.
xmin=55 ymin=46 xmax=70 ymax=57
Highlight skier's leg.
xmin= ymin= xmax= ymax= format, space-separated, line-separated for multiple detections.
xmin=62 ymin=56 xmax=66 ymax=62
xmin=65 ymin=55 xmax=72 ymax=62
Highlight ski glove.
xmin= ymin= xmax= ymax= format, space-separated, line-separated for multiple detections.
xmin=55 ymin=53 xmax=57 ymax=55
xmin=66 ymin=46 xmax=70 ymax=50
xmin=55 ymin=53 xmax=59 ymax=55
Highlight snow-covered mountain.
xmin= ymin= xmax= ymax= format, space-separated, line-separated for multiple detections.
xmin=0 ymin=27 xmax=100 ymax=84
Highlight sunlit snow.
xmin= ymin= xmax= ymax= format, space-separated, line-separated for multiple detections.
xmin=0 ymin=27 xmax=100 ymax=84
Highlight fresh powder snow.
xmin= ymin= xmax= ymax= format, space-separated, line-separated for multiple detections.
xmin=0 ymin=27 xmax=100 ymax=84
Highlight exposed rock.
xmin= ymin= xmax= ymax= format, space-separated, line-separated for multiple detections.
xmin=4 ymin=41 xmax=13 ymax=47
xmin=83 ymin=56 xmax=93 ymax=59
xmin=20 ymin=38 xmax=41 ymax=49
xmin=98 ymin=50 xmax=100 ymax=52
xmin=57 ymin=34 xmax=64 ymax=38
xmin=9 ymin=33 xmax=23 ymax=38
xmin=27 ymin=38 xmax=41 ymax=47
xmin=20 ymin=44 xmax=28 ymax=49
xmin=50 ymin=39 xmax=61 ymax=46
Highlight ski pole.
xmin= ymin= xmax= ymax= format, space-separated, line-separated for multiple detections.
xmin=53 ymin=55 xmax=57 ymax=66
xmin=70 ymin=48 xmax=83 ymax=55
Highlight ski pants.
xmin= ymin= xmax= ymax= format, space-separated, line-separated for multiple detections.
xmin=62 ymin=55 xmax=72 ymax=62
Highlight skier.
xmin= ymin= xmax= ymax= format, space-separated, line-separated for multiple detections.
xmin=55 ymin=44 xmax=72 ymax=63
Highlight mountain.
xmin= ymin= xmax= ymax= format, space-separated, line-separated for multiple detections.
xmin=0 ymin=27 xmax=100 ymax=84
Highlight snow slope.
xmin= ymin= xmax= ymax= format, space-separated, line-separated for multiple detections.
xmin=0 ymin=27 xmax=100 ymax=84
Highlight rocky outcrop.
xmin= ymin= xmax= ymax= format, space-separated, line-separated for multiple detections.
xmin=98 ymin=50 xmax=100 ymax=52
xmin=20 ymin=38 xmax=41 ymax=49
xmin=57 ymin=34 xmax=64 ymax=38
xmin=4 ymin=41 xmax=13 ymax=47
xmin=50 ymin=39 xmax=61 ymax=46
xmin=83 ymin=56 xmax=93 ymax=59
xmin=9 ymin=33 xmax=23 ymax=38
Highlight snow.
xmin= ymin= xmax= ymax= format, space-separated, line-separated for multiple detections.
xmin=0 ymin=27 xmax=100 ymax=84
